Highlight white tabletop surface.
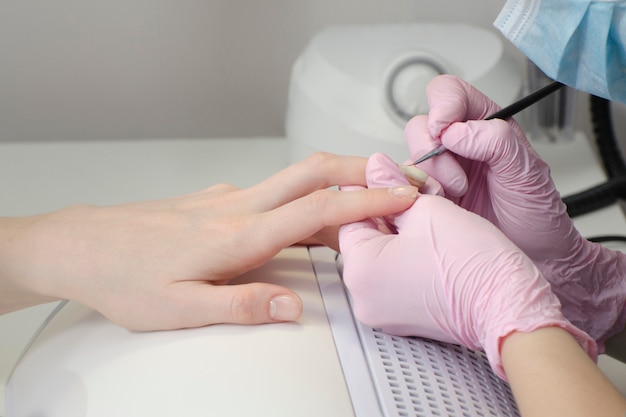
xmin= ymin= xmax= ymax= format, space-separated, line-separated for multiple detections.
xmin=1 ymin=135 xmax=626 ymax=414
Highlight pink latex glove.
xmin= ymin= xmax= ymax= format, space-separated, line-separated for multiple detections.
xmin=339 ymin=153 xmax=596 ymax=380
xmin=405 ymin=74 xmax=626 ymax=348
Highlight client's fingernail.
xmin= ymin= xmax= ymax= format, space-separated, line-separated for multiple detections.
xmin=389 ymin=185 xmax=418 ymax=199
xmin=399 ymin=165 xmax=428 ymax=188
xmin=269 ymin=295 xmax=302 ymax=321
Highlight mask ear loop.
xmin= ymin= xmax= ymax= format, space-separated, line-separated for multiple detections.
xmin=562 ymin=95 xmax=626 ymax=217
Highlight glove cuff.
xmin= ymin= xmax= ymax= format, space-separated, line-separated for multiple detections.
xmin=486 ymin=321 xmax=598 ymax=381
xmin=546 ymin=237 xmax=626 ymax=350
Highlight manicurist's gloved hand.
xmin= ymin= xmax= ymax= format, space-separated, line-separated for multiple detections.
xmin=406 ymin=74 xmax=626 ymax=348
xmin=338 ymin=153 xmax=596 ymax=379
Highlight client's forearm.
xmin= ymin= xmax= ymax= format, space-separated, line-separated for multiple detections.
xmin=0 ymin=216 xmax=61 ymax=314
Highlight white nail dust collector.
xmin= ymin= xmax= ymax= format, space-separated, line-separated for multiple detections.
xmin=286 ymin=23 xmax=523 ymax=163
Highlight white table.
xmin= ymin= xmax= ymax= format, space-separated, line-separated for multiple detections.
xmin=1 ymin=135 xmax=625 ymax=415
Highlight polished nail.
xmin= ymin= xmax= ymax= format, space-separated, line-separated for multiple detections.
xmin=399 ymin=165 xmax=428 ymax=188
xmin=389 ymin=185 xmax=418 ymax=199
xmin=269 ymin=295 xmax=302 ymax=321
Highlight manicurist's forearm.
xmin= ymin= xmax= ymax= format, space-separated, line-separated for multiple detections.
xmin=501 ymin=327 xmax=626 ymax=417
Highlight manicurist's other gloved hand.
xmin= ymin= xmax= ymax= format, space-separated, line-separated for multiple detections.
xmin=406 ymin=74 xmax=626 ymax=349
xmin=338 ymin=153 xmax=596 ymax=379
xmin=0 ymin=153 xmax=419 ymax=331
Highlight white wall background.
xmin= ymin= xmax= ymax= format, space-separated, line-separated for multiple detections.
xmin=0 ymin=0 xmax=513 ymax=142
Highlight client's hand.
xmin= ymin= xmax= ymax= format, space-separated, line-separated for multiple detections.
xmin=0 ymin=153 xmax=419 ymax=330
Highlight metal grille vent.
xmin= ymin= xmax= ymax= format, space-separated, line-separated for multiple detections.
xmin=358 ymin=326 xmax=520 ymax=417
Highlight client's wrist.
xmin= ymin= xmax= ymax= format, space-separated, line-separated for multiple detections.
xmin=0 ymin=215 xmax=63 ymax=314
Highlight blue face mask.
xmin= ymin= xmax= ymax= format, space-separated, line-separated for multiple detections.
xmin=494 ymin=0 xmax=626 ymax=103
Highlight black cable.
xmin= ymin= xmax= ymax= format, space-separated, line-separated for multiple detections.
xmin=590 ymin=96 xmax=626 ymax=178
xmin=561 ymin=96 xmax=626 ymax=217
xmin=587 ymin=235 xmax=626 ymax=244
xmin=564 ymin=177 xmax=626 ymax=217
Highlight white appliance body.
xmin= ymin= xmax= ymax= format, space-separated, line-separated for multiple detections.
xmin=286 ymin=23 xmax=523 ymax=163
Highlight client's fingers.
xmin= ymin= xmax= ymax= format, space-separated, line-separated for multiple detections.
xmin=244 ymin=153 xmax=370 ymax=212
xmin=247 ymin=185 xmax=418 ymax=257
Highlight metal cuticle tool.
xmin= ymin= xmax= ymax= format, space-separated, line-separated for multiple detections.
xmin=411 ymin=80 xmax=565 ymax=165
